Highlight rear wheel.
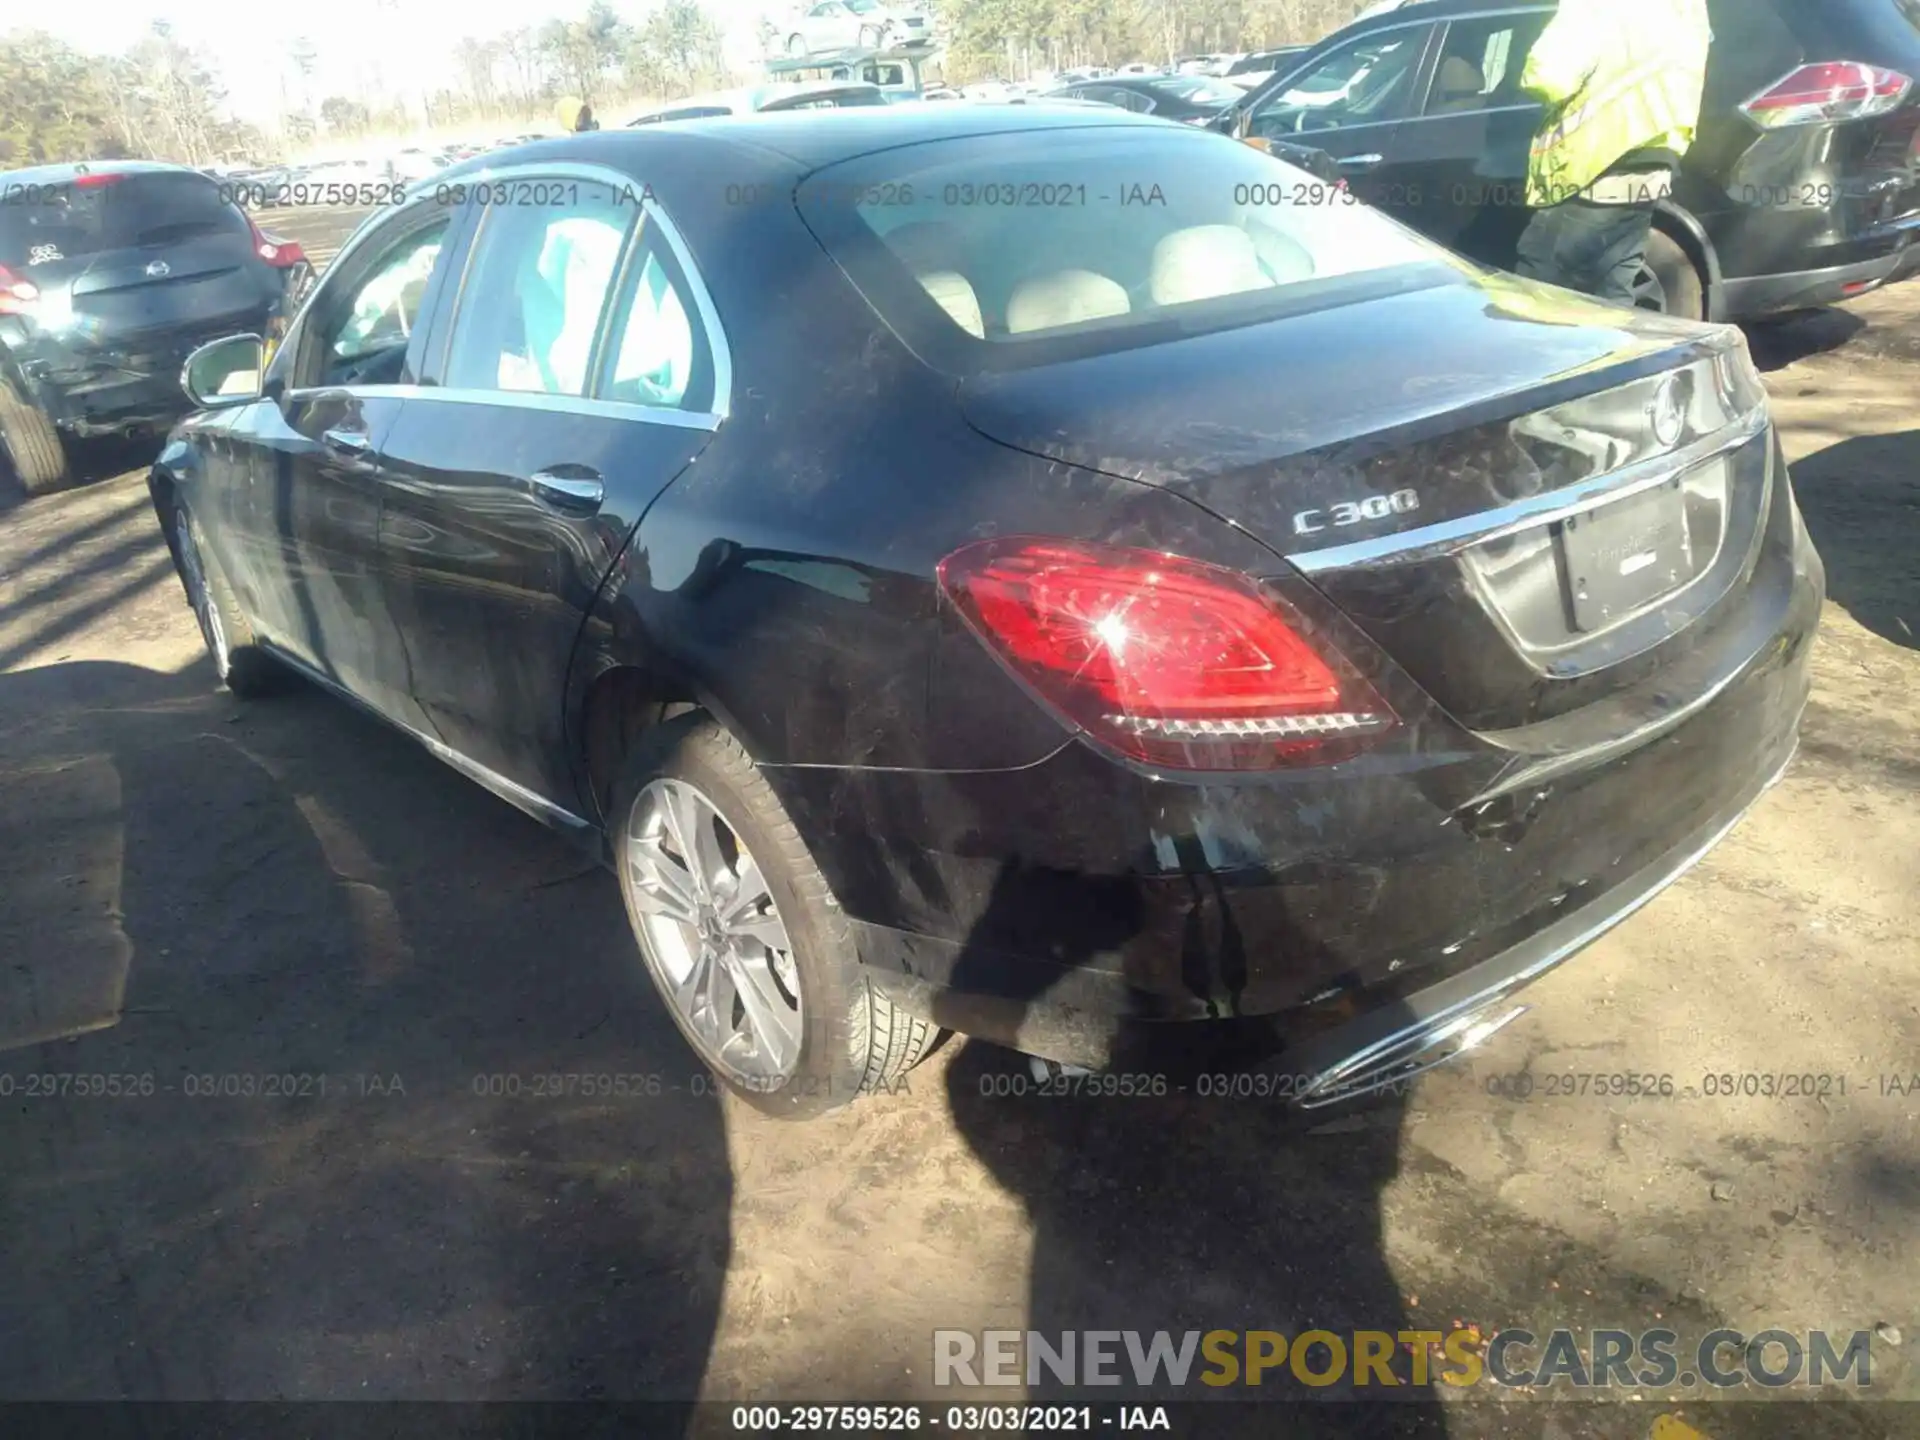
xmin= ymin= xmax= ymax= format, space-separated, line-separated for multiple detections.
xmin=787 ymin=32 xmax=807 ymax=54
xmin=614 ymin=714 xmax=937 ymax=1118
xmin=170 ymin=498 xmax=282 ymax=697
xmin=858 ymin=23 xmax=883 ymax=46
xmin=0 ymin=380 xmax=69 ymax=496
xmin=1632 ymin=229 xmax=1706 ymax=320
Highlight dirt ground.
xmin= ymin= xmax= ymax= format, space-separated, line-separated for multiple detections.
xmin=0 ymin=205 xmax=1916 ymax=1438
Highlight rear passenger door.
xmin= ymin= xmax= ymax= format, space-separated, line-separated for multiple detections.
xmin=376 ymin=170 xmax=727 ymax=815
xmin=1393 ymin=8 xmax=1553 ymax=260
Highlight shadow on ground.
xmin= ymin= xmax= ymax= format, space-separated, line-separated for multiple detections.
xmin=1790 ymin=428 xmax=1919 ymax=651
xmin=1742 ymin=309 xmax=1868 ymax=373
xmin=0 ymin=658 xmax=730 ymax=1400
xmin=0 ymin=435 xmax=162 ymax=519
xmin=938 ymin=857 xmax=1448 ymax=1436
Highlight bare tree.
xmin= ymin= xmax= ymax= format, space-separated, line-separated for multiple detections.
xmin=454 ymin=37 xmax=502 ymax=119
xmin=499 ymin=26 xmax=543 ymax=108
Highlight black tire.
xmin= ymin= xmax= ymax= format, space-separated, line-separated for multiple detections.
xmin=613 ymin=713 xmax=937 ymax=1118
xmin=0 ymin=379 xmax=69 ymax=496
xmin=1635 ymin=228 xmax=1705 ymax=320
xmin=167 ymin=495 xmax=282 ymax=698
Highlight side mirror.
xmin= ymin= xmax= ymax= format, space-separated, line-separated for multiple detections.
xmin=181 ymin=333 xmax=265 ymax=409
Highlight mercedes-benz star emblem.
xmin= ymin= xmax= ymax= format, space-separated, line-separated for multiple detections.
xmin=1648 ymin=373 xmax=1686 ymax=448
xmin=144 ymin=259 xmax=171 ymax=278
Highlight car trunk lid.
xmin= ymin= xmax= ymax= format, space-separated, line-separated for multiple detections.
xmin=957 ymin=275 xmax=1780 ymax=739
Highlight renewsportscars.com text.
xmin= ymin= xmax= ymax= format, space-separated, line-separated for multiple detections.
xmin=933 ymin=1328 xmax=1873 ymax=1391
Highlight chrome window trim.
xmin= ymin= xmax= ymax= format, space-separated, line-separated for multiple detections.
xmin=1414 ymin=101 xmax=1540 ymax=121
xmin=282 ymin=382 xmax=412 ymax=402
xmin=434 ymin=158 xmax=734 ymax=420
xmin=288 ymin=383 xmax=722 ymax=431
xmin=1287 ymin=401 xmax=1772 ymax=575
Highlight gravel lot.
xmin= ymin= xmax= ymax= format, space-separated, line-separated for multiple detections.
xmin=1 ymin=206 xmax=1915 ymax=1437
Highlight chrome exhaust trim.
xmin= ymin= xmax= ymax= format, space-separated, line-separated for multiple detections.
xmin=1297 ymin=1001 xmax=1530 ymax=1109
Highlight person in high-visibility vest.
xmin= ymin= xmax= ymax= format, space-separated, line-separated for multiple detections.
xmin=1514 ymin=0 xmax=1712 ymax=305
xmin=554 ymin=95 xmax=600 ymax=134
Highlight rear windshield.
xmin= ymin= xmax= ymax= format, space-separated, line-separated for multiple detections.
xmin=768 ymin=88 xmax=890 ymax=110
xmin=633 ymin=106 xmax=736 ymax=124
xmin=0 ymin=172 xmax=245 ymax=268
xmin=796 ymin=127 xmax=1450 ymax=369
xmin=1150 ymin=75 xmax=1244 ymax=105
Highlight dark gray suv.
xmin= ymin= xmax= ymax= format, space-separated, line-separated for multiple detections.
xmin=1221 ymin=0 xmax=1920 ymax=321
xmin=0 ymin=161 xmax=311 ymax=495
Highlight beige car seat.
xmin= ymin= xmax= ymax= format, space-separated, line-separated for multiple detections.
xmin=1432 ymin=55 xmax=1488 ymax=113
xmin=1150 ymin=225 xmax=1280 ymax=306
xmin=1005 ymin=269 xmax=1131 ymax=333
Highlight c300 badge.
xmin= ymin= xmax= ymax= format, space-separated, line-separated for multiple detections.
xmin=1292 ymin=488 xmax=1421 ymax=536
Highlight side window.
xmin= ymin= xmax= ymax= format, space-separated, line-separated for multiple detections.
xmin=598 ymin=227 xmax=716 ymax=413
xmin=1081 ymin=85 xmax=1151 ymax=112
xmin=304 ymin=212 xmax=451 ymax=389
xmin=1423 ymin=14 xmax=1551 ymax=116
xmin=1249 ymin=25 xmax=1432 ymax=136
xmin=441 ymin=181 xmax=639 ymax=396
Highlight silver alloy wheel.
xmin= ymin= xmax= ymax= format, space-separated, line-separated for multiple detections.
xmin=623 ymin=777 xmax=804 ymax=1082
xmin=176 ymin=519 xmax=230 ymax=679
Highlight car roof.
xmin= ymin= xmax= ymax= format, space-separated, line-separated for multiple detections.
xmin=0 ymin=158 xmax=204 ymax=186
xmin=1344 ymin=0 xmax=1547 ymax=25
xmin=635 ymin=78 xmax=885 ymax=120
xmin=521 ymin=101 xmax=1171 ymax=174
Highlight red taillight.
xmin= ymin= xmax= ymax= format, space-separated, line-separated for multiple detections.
xmin=937 ymin=537 xmax=1396 ymax=771
xmin=1741 ymin=62 xmax=1913 ymax=128
xmin=72 ymin=170 xmax=125 ymax=189
xmin=243 ymin=212 xmax=305 ymax=267
xmin=0 ymin=263 xmax=39 ymax=317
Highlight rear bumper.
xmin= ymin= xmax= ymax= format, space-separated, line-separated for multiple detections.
xmin=1709 ymin=200 xmax=1920 ymax=321
xmin=782 ymin=484 xmax=1823 ymax=1070
xmin=1277 ymin=735 xmax=1798 ymax=1106
xmin=31 ymin=370 xmax=198 ymax=437
xmin=850 ymin=637 xmax=1809 ymax=1070
xmin=3 ymin=303 xmax=283 ymax=438
xmin=1717 ymin=250 xmax=1913 ymax=321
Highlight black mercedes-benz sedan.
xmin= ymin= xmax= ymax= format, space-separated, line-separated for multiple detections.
xmin=149 ymin=107 xmax=1821 ymax=1116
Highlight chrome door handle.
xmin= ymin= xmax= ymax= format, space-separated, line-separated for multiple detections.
xmin=322 ymin=427 xmax=371 ymax=455
xmin=530 ymin=469 xmax=605 ymax=514
xmin=1339 ymin=153 xmax=1385 ymax=169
